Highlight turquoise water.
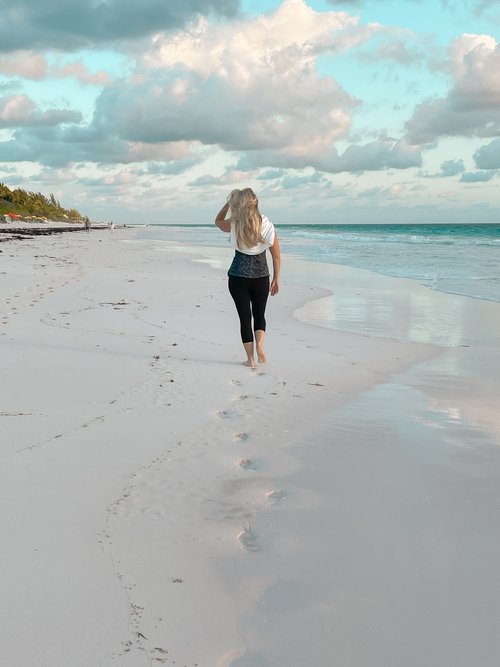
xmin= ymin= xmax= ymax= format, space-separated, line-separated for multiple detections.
xmin=280 ymin=223 xmax=500 ymax=303
xmin=137 ymin=223 xmax=500 ymax=303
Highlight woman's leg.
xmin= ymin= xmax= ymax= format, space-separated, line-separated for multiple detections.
xmin=249 ymin=276 xmax=270 ymax=363
xmin=228 ymin=276 xmax=256 ymax=367
xmin=255 ymin=329 xmax=266 ymax=363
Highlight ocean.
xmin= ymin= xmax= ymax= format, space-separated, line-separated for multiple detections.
xmin=138 ymin=223 xmax=500 ymax=303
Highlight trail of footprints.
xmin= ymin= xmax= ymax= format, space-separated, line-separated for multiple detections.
xmin=194 ymin=377 xmax=289 ymax=555
xmin=224 ymin=376 xmax=288 ymax=553
xmin=102 ymin=373 xmax=289 ymax=663
xmin=2 ymin=245 xmax=86 ymax=332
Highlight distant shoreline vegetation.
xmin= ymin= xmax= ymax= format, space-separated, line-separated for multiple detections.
xmin=0 ymin=183 xmax=83 ymax=222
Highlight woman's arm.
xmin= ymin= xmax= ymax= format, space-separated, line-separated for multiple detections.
xmin=269 ymin=232 xmax=281 ymax=296
xmin=215 ymin=203 xmax=231 ymax=232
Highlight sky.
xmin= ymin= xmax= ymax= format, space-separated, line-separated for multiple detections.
xmin=0 ymin=0 xmax=500 ymax=224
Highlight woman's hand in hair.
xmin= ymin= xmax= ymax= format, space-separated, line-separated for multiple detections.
xmin=215 ymin=203 xmax=231 ymax=232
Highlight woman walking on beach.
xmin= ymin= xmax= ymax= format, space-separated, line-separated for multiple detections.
xmin=215 ymin=188 xmax=281 ymax=368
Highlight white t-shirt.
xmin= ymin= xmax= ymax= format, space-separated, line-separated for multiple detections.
xmin=229 ymin=215 xmax=275 ymax=255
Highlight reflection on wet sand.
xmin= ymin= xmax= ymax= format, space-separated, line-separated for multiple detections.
xmin=293 ymin=259 xmax=500 ymax=348
xmin=292 ymin=258 xmax=500 ymax=440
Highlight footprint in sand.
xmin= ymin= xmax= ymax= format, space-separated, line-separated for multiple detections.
xmin=232 ymin=379 xmax=243 ymax=386
xmin=266 ymin=488 xmax=286 ymax=509
xmin=238 ymin=458 xmax=255 ymax=470
xmin=216 ymin=410 xmax=231 ymax=419
xmin=237 ymin=523 xmax=259 ymax=552
xmin=233 ymin=432 xmax=249 ymax=441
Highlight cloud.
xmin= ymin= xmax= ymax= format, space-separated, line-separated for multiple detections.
xmin=406 ymin=33 xmax=500 ymax=143
xmin=131 ymin=0 xmax=365 ymax=155
xmin=440 ymin=158 xmax=466 ymax=176
xmin=0 ymin=0 xmax=422 ymax=177
xmin=281 ymin=172 xmax=327 ymax=189
xmin=187 ymin=166 xmax=334 ymax=194
xmin=0 ymin=95 xmax=82 ymax=128
xmin=30 ymin=167 xmax=76 ymax=184
xmin=440 ymin=0 xmax=498 ymax=14
xmin=0 ymin=0 xmax=240 ymax=52
xmin=0 ymin=80 xmax=21 ymax=93
xmin=1 ymin=1 xmax=384 ymax=169
xmin=358 ymin=184 xmax=406 ymax=198
xmin=357 ymin=33 xmax=426 ymax=67
xmin=460 ymin=170 xmax=496 ymax=182
xmin=0 ymin=125 xmax=194 ymax=166
xmin=326 ymin=0 xmax=420 ymax=5
xmin=469 ymin=0 xmax=500 ymax=15
xmin=51 ymin=61 xmax=113 ymax=86
xmin=257 ymin=169 xmax=287 ymax=180
xmin=372 ymin=40 xmax=421 ymax=64
xmin=86 ymin=68 xmax=354 ymax=155
xmin=420 ymin=158 xmax=465 ymax=178
xmin=188 ymin=169 xmax=252 ymax=186
xmin=145 ymin=155 xmax=203 ymax=175
xmin=474 ymin=138 xmax=500 ymax=169
xmin=0 ymin=52 xmax=48 ymax=79
xmin=81 ymin=169 xmax=138 ymax=187
xmin=327 ymin=138 xmax=422 ymax=171
xmin=238 ymin=138 xmax=422 ymax=173
xmin=144 ymin=0 xmax=368 ymax=75
xmin=0 ymin=51 xmax=114 ymax=85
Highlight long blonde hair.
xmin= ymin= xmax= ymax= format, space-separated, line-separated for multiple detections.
xmin=228 ymin=188 xmax=264 ymax=250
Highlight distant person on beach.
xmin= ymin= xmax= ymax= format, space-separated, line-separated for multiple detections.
xmin=84 ymin=216 xmax=91 ymax=232
xmin=215 ymin=188 xmax=281 ymax=368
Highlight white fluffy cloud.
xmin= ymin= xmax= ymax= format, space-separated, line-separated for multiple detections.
xmin=1 ymin=0 xmax=387 ymax=170
xmin=130 ymin=0 xmax=365 ymax=154
xmin=65 ymin=0 xmax=385 ymax=171
xmin=144 ymin=0 xmax=369 ymax=75
xmin=406 ymin=33 xmax=500 ymax=143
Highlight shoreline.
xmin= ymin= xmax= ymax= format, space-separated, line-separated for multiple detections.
xmin=0 ymin=220 xmax=113 ymax=243
xmin=2 ymin=230 xmax=499 ymax=666
xmin=131 ymin=224 xmax=500 ymax=303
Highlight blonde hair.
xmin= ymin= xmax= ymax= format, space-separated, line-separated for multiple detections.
xmin=228 ymin=188 xmax=264 ymax=250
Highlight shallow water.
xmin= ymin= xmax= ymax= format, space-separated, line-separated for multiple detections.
xmin=137 ymin=223 xmax=500 ymax=303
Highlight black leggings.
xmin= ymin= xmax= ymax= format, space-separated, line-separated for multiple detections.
xmin=228 ymin=275 xmax=270 ymax=343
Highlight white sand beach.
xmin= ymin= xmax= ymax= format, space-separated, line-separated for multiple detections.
xmin=2 ymin=229 xmax=500 ymax=667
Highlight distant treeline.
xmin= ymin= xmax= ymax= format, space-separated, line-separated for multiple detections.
xmin=0 ymin=183 xmax=82 ymax=221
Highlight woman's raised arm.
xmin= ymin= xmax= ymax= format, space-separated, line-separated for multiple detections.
xmin=215 ymin=203 xmax=231 ymax=232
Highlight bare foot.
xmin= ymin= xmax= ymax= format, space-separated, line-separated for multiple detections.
xmin=243 ymin=359 xmax=256 ymax=369
xmin=256 ymin=348 xmax=267 ymax=363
